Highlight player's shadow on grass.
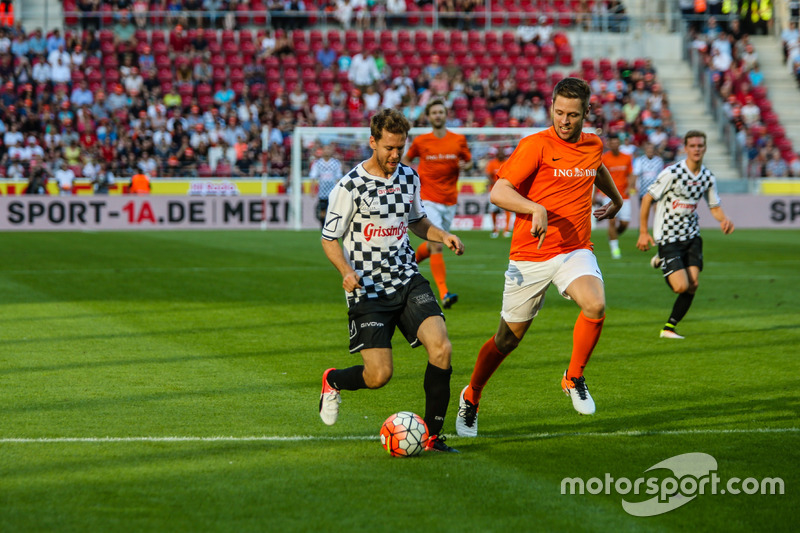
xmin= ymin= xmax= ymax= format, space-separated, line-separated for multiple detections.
xmin=496 ymin=389 xmax=799 ymax=438
xmin=1 ymin=441 xmax=273 ymax=480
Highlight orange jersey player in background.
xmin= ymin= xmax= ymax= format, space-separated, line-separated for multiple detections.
xmin=455 ymin=78 xmax=624 ymax=438
xmin=402 ymin=98 xmax=472 ymax=309
xmin=485 ymin=146 xmax=514 ymax=238
xmin=599 ymin=133 xmax=635 ymax=259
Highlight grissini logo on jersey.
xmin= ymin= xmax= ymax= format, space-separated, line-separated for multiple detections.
xmin=363 ymin=222 xmax=408 ymax=241
xmin=554 ymin=168 xmax=598 ymax=177
xmin=672 ymin=200 xmax=698 ymax=212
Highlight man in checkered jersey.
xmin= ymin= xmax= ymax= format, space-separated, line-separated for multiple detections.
xmin=319 ymin=108 xmax=465 ymax=453
xmin=637 ymin=130 xmax=735 ymax=339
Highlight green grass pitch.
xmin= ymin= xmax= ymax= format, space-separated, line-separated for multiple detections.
xmin=0 ymin=229 xmax=797 ymax=532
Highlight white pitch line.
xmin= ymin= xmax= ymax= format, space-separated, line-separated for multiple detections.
xmin=0 ymin=427 xmax=797 ymax=444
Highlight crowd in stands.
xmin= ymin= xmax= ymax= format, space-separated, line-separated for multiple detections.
xmin=691 ymin=15 xmax=799 ymax=178
xmin=63 ymin=1 xmax=628 ymax=33
xmin=1 ymin=1 xmax=691 ymax=193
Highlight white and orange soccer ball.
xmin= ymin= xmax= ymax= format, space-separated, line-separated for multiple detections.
xmin=380 ymin=411 xmax=429 ymax=457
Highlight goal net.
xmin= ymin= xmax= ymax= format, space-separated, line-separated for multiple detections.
xmin=289 ymin=127 xmax=542 ymax=230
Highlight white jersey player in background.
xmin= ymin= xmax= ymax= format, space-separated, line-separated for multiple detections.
xmin=637 ymin=130 xmax=735 ymax=339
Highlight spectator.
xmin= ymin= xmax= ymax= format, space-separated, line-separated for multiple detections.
xmin=362 ymin=84 xmax=381 ymax=113
xmin=71 ymin=80 xmax=94 ymax=107
xmin=54 ymin=160 xmax=76 ymax=195
xmin=28 ymin=28 xmax=47 ymax=57
xmin=50 ymin=56 xmax=71 ymax=84
xmin=288 ymin=84 xmax=310 ymax=113
xmin=386 ymin=0 xmax=406 ymax=28
xmin=312 ymin=95 xmax=333 ymax=125
xmin=113 ymin=13 xmax=136 ymax=46
xmin=46 ymin=29 xmax=65 ymax=53
xmin=348 ymin=49 xmax=380 ymax=91
xmin=765 ymin=149 xmax=789 ymax=177
xmin=316 ymin=42 xmax=338 ymax=70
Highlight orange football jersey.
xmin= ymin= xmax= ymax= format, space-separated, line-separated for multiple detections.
xmin=497 ymin=127 xmax=603 ymax=261
xmin=405 ymin=131 xmax=472 ymax=205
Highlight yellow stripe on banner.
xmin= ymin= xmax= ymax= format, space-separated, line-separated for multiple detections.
xmin=761 ymin=180 xmax=800 ymax=195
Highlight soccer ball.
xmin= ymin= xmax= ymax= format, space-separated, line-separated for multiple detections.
xmin=380 ymin=411 xmax=429 ymax=457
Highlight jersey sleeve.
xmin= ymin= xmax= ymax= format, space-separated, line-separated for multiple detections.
xmin=496 ymin=137 xmax=541 ymax=188
xmin=704 ymin=173 xmax=722 ymax=208
xmin=459 ymin=134 xmax=472 ymax=162
xmin=309 ymin=160 xmax=319 ymax=180
xmin=408 ymin=171 xmax=426 ymax=224
xmin=321 ymin=180 xmax=355 ymax=240
xmin=646 ymin=167 xmax=673 ymax=201
xmin=405 ymin=137 xmax=420 ymax=162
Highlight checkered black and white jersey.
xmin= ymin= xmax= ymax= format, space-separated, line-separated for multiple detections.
xmin=310 ymin=157 xmax=343 ymax=200
xmin=647 ymin=159 xmax=721 ymax=245
xmin=633 ymin=154 xmax=665 ymax=199
xmin=321 ymin=162 xmax=426 ymax=306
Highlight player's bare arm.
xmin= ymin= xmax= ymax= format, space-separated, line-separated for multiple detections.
xmin=710 ymin=206 xmax=735 ymax=234
xmin=636 ymin=193 xmax=656 ymax=251
xmin=491 ymin=178 xmax=547 ymax=248
xmin=321 ymin=237 xmax=363 ymax=292
xmin=592 ymin=164 xmax=624 ymax=220
xmin=409 ymin=218 xmax=465 ymax=255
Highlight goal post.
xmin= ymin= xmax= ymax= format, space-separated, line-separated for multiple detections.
xmin=290 ymin=126 xmax=543 ymax=230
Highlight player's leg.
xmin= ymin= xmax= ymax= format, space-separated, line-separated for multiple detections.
xmin=319 ymin=298 xmax=395 ymax=425
xmin=616 ymin=198 xmax=631 ymax=237
xmin=425 ymin=202 xmax=458 ymax=308
xmin=661 ymin=266 xmax=699 ymax=338
xmin=397 ymin=276 xmax=457 ymax=451
xmin=557 ymin=251 xmax=606 ymax=415
xmin=660 ymin=237 xmax=702 ymax=338
xmin=608 ymin=220 xmax=621 ymax=259
xmin=458 ymin=259 xmax=551 ymax=436
xmin=416 ymin=315 xmax=455 ymax=448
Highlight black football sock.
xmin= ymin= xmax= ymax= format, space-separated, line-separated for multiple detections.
xmin=327 ymin=366 xmax=367 ymax=391
xmin=667 ymin=292 xmax=696 ymax=328
xmin=423 ymin=362 xmax=452 ymax=437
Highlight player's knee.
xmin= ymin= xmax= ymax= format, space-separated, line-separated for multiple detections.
xmin=494 ymin=328 xmax=521 ymax=354
xmin=364 ymin=365 xmax=393 ymax=389
xmin=582 ymin=299 xmax=606 ymax=319
xmin=670 ymin=280 xmax=689 ymax=294
xmin=688 ymin=280 xmax=699 ymax=293
xmin=427 ymin=338 xmax=452 ymax=368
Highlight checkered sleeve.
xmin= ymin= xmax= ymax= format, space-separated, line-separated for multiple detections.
xmin=408 ymin=169 xmax=426 ymax=224
xmin=646 ymin=167 xmax=673 ymax=202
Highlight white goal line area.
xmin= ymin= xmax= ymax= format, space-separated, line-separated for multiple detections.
xmin=1 ymin=427 xmax=796 ymax=444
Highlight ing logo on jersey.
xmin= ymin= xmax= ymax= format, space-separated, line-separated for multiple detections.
xmin=554 ymin=168 xmax=598 ymax=178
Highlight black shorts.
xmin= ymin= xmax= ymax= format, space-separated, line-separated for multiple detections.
xmin=346 ymin=274 xmax=443 ymax=354
xmin=316 ymin=199 xmax=329 ymax=222
xmin=658 ymin=236 xmax=703 ymax=279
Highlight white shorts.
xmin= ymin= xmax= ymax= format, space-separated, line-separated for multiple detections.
xmin=423 ymin=201 xmax=457 ymax=232
xmin=615 ymin=198 xmax=631 ymax=223
xmin=501 ymin=249 xmax=603 ymax=323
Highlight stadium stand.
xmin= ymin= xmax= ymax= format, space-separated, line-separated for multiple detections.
xmin=5 ymin=1 xmax=769 ymax=192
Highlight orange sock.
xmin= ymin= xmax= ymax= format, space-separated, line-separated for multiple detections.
xmin=429 ymin=252 xmax=448 ymax=298
xmin=465 ymin=335 xmax=508 ymax=405
xmin=415 ymin=242 xmax=430 ymax=263
xmin=566 ymin=311 xmax=605 ymax=380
